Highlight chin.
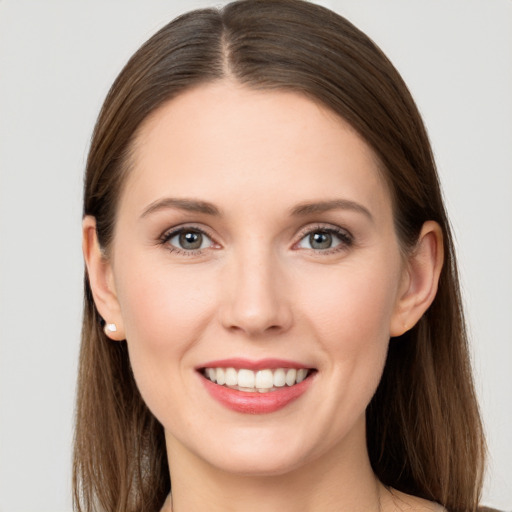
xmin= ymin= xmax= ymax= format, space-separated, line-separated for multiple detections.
xmin=187 ymin=424 xmax=323 ymax=477
xmin=207 ymin=448 xmax=308 ymax=478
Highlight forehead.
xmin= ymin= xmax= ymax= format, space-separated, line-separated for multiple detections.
xmin=121 ymin=81 xmax=391 ymax=219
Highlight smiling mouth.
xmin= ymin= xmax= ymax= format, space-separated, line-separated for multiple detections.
xmin=201 ymin=367 xmax=314 ymax=393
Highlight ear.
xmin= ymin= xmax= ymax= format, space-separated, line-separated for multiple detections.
xmin=82 ymin=216 xmax=125 ymax=341
xmin=390 ymin=221 xmax=444 ymax=337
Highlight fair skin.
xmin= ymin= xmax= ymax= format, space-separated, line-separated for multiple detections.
xmin=83 ymin=81 xmax=444 ymax=512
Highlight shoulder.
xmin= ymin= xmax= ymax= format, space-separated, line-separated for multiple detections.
xmin=383 ymin=488 xmax=508 ymax=512
xmin=382 ymin=488 xmax=445 ymax=511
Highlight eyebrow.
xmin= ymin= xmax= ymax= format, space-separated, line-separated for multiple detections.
xmin=290 ymin=199 xmax=374 ymax=222
xmin=140 ymin=197 xmax=373 ymax=222
xmin=140 ymin=197 xmax=221 ymax=218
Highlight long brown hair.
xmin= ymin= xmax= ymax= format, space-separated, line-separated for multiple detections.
xmin=74 ymin=1 xmax=485 ymax=511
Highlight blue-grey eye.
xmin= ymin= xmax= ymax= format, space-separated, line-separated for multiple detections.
xmin=309 ymin=232 xmax=333 ymax=249
xmin=168 ymin=229 xmax=211 ymax=250
xmin=297 ymin=229 xmax=348 ymax=250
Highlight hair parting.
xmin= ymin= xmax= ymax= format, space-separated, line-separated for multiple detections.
xmin=75 ymin=2 xmax=485 ymax=511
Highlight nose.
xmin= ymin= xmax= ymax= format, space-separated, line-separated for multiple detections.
xmin=219 ymin=247 xmax=293 ymax=337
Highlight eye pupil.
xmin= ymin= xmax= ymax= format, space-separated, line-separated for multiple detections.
xmin=179 ymin=231 xmax=203 ymax=250
xmin=310 ymin=231 xmax=332 ymax=249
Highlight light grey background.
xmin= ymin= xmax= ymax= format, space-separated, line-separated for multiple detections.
xmin=0 ymin=1 xmax=510 ymax=511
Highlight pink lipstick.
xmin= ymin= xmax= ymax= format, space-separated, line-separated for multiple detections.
xmin=198 ymin=358 xmax=315 ymax=414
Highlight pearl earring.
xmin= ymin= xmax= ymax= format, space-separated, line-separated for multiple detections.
xmin=105 ymin=323 xmax=117 ymax=333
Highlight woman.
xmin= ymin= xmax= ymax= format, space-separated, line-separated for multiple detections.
xmin=75 ymin=1 xmax=489 ymax=511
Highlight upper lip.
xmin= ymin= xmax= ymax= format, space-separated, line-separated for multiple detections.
xmin=197 ymin=358 xmax=312 ymax=371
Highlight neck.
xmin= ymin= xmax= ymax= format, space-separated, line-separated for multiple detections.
xmin=165 ymin=420 xmax=384 ymax=512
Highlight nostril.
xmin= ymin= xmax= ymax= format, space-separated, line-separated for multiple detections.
xmin=218 ymin=270 xmax=294 ymax=335
xmin=225 ymin=322 xmax=285 ymax=336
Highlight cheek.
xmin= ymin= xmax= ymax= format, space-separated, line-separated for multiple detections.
xmin=117 ymin=255 xmax=217 ymax=343
xmin=303 ymin=263 xmax=399 ymax=346
xmin=113 ymin=258 xmax=218 ymax=405
xmin=298 ymin=260 xmax=400 ymax=405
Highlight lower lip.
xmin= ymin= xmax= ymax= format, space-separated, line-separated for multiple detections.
xmin=200 ymin=373 xmax=314 ymax=414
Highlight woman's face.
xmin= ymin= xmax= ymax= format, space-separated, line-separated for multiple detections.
xmin=108 ymin=81 xmax=409 ymax=475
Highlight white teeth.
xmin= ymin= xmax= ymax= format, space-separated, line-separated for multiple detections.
xmin=204 ymin=366 xmax=311 ymax=391
xmin=255 ymin=369 xmax=273 ymax=389
xmin=296 ymin=368 xmax=308 ymax=383
xmin=225 ymin=367 xmax=237 ymax=386
xmin=207 ymin=368 xmax=216 ymax=382
xmin=216 ymin=368 xmax=226 ymax=386
xmin=238 ymin=369 xmax=255 ymax=388
xmin=285 ymin=368 xmax=297 ymax=386
xmin=273 ymin=368 xmax=286 ymax=387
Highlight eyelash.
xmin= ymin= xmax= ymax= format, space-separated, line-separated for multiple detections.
xmin=294 ymin=224 xmax=353 ymax=254
xmin=158 ymin=224 xmax=353 ymax=256
xmin=158 ymin=225 xmax=216 ymax=256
